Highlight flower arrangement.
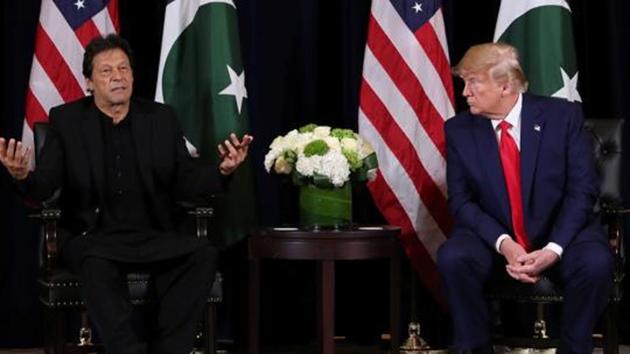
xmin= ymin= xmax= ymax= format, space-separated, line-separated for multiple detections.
xmin=264 ymin=123 xmax=378 ymax=188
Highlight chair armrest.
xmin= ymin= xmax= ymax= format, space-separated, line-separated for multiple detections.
xmin=602 ymin=206 xmax=627 ymax=294
xmin=189 ymin=207 xmax=215 ymax=240
xmin=29 ymin=208 xmax=62 ymax=275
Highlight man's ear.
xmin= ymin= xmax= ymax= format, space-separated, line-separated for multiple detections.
xmin=85 ymin=78 xmax=94 ymax=94
xmin=501 ymin=81 xmax=515 ymax=96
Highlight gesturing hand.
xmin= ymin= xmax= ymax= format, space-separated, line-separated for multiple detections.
xmin=217 ymin=133 xmax=253 ymax=175
xmin=0 ymin=138 xmax=32 ymax=180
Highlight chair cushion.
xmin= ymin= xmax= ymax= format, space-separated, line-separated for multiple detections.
xmin=39 ymin=268 xmax=222 ymax=309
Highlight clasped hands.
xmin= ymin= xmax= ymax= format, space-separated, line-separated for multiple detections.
xmin=217 ymin=133 xmax=253 ymax=176
xmin=500 ymin=238 xmax=559 ymax=283
xmin=0 ymin=138 xmax=31 ymax=180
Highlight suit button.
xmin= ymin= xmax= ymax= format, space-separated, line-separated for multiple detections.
xmin=95 ymin=207 xmax=100 ymax=214
xmin=81 ymin=231 xmax=88 ymax=236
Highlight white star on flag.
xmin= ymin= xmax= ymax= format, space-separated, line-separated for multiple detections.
xmin=552 ymin=67 xmax=581 ymax=102
xmin=412 ymin=2 xmax=423 ymax=13
xmin=218 ymin=64 xmax=247 ymax=114
xmin=74 ymin=0 xmax=86 ymax=10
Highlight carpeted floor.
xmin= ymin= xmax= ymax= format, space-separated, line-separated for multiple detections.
xmin=1 ymin=346 xmax=630 ymax=354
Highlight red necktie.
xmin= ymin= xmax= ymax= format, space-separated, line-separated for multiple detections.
xmin=498 ymin=121 xmax=530 ymax=251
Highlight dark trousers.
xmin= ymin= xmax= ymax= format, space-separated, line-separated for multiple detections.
xmin=436 ymin=229 xmax=613 ymax=353
xmin=79 ymin=244 xmax=218 ymax=354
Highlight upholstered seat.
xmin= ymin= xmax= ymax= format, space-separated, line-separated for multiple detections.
xmin=33 ymin=122 xmax=223 ymax=354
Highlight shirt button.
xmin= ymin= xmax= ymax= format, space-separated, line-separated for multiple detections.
xmin=116 ymin=190 xmax=123 ymax=196
xmin=116 ymin=155 xmax=121 ymax=160
xmin=117 ymin=172 xmax=122 ymax=178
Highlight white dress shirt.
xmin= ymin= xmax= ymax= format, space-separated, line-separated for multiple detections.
xmin=492 ymin=94 xmax=563 ymax=258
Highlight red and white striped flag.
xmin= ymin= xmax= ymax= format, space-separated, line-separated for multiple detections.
xmin=358 ymin=0 xmax=455 ymax=302
xmin=22 ymin=0 xmax=119 ymax=157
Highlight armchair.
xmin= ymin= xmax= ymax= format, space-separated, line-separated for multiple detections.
xmin=486 ymin=118 xmax=626 ymax=353
xmin=32 ymin=122 xmax=223 ymax=354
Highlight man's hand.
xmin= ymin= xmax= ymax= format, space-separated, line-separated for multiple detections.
xmin=506 ymin=249 xmax=559 ymax=283
xmin=500 ymin=238 xmax=539 ymax=283
xmin=0 ymin=138 xmax=31 ymax=180
xmin=217 ymin=133 xmax=253 ymax=176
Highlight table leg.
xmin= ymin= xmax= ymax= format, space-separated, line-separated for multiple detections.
xmin=390 ymin=250 xmax=401 ymax=352
xmin=248 ymin=258 xmax=260 ymax=354
xmin=318 ymin=260 xmax=335 ymax=354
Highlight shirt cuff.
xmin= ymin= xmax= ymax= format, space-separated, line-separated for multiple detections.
xmin=543 ymin=242 xmax=564 ymax=258
xmin=495 ymin=234 xmax=511 ymax=254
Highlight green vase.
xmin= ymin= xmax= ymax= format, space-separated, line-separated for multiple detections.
xmin=299 ymin=183 xmax=352 ymax=230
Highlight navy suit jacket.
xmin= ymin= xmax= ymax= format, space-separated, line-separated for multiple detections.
xmin=445 ymin=94 xmax=604 ymax=250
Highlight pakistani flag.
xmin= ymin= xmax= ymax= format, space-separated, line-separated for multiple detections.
xmin=494 ymin=0 xmax=581 ymax=101
xmin=156 ymin=0 xmax=256 ymax=245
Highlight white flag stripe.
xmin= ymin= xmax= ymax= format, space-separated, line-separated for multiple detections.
xmin=363 ymin=48 xmax=447 ymax=196
xmin=39 ymin=0 xmax=86 ymax=92
xmin=29 ymin=58 xmax=65 ymax=113
xmin=494 ymin=0 xmax=571 ymax=41
xmin=372 ymin=0 xmax=454 ymax=120
xmin=156 ymin=0 xmax=201 ymax=102
xmin=359 ymin=109 xmax=445 ymax=260
xmin=428 ymin=9 xmax=450 ymax=66
xmin=92 ymin=7 xmax=117 ymax=36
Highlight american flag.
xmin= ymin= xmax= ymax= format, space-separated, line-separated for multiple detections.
xmin=358 ymin=0 xmax=455 ymax=302
xmin=22 ymin=0 xmax=119 ymax=155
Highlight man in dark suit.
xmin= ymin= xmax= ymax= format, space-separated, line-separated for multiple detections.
xmin=0 ymin=35 xmax=252 ymax=354
xmin=437 ymin=42 xmax=613 ymax=354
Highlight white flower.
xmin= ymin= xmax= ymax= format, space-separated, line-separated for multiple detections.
xmin=296 ymin=154 xmax=321 ymax=177
xmin=340 ymin=137 xmax=358 ymax=152
xmin=320 ymin=150 xmax=351 ymax=187
xmin=357 ymin=136 xmax=375 ymax=159
xmin=265 ymin=124 xmax=378 ymax=187
xmin=323 ymin=136 xmax=341 ymax=152
xmin=313 ymin=126 xmax=331 ymax=137
xmin=274 ymin=155 xmax=293 ymax=174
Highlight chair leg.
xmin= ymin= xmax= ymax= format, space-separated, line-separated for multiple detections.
xmin=533 ymin=303 xmax=549 ymax=339
xmin=205 ymin=302 xmax=217 ymax=354
xmin=44 ymin=308 xmax=65 ymax=354
xmin=603 ymin=302 xmax=619 ymax=354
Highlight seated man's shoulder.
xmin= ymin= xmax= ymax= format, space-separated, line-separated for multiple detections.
xmin=526 ymin=93 xmax=581 ymax=112
xmin=445 ymin=110 xmax=476 ymax=131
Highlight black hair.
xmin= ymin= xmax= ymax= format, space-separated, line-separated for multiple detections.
xmin=82 ymin=34 xmax=134 ymax=78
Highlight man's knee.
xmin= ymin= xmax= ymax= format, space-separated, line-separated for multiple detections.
xmin=437 ymin=241 xmax=471 ymax=275
xmin=582 ymin=247 xmax=614 ymax=283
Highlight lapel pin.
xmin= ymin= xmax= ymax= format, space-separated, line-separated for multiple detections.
xmin=534 ymin=124 xmax=541 ymax=132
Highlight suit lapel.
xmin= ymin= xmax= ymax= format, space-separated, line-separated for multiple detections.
xmin=473 ymin=116 xmax=511 ymax=224
xmin=520 ymin=94 xmax=544 ymax=210
xmin=81 ymin=104 xmax=105 ymax=203
xmin=131 ymin=105 xmax=156 ymax=194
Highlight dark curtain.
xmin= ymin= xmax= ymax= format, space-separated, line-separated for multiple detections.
xmin=2 ymin=0 xmax=629 ymax=348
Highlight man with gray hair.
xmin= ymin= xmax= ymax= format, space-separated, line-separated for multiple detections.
xmin=437 ymin=42 xmax=613 ymax=353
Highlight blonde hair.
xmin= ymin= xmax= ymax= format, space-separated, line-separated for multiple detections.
xmin=453 ymin=42 xmax=528 ymax=93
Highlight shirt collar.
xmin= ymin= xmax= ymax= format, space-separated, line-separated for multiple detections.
xmin=491 ymin=93 xmax=522 ymax=131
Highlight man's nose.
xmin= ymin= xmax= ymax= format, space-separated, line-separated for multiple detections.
xmin=111 ymin=68 xmax=122 ymax=80
xmin=462 ymin=82 xmax=471 ymax=97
